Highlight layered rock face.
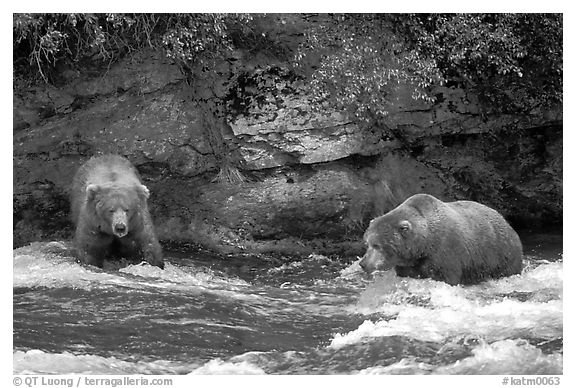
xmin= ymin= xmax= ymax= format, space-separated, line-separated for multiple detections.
xmin=13 ymin=49 xmax=562 ymax=255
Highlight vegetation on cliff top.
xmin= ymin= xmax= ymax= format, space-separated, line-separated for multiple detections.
xmin=14 ymin=13 xmax=562 ymax=120
xmin=298 ymin=14 xmax=562 ymax=120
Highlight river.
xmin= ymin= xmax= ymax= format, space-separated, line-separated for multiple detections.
xmin=13 ymin=231 xmax=562 ymax=374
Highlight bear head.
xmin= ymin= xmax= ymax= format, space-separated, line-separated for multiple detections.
xmin=359 ymin=194 xmax=436 ymax=273
xmin=86 ymin=183 xmax=149 ymax=238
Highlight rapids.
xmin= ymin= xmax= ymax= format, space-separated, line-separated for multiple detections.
xmin=13 ymin=231 xmax=563 ymax=374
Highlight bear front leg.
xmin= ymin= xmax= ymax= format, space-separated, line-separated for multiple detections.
xmin=143 ymin=241 xmax=164 ymax=269
xmin=141 ymin=237 xmax=164 ymax=269
xmin=420 ymin=259 xmax=463 ymax=285
xmin=74 ymin=224 xmax=111 ymax=268
xmin=137 ymin=217 xmax=164 ymax=269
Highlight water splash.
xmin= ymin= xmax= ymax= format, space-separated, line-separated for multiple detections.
xmin=330 ymin=262 xmax=563 ymax=349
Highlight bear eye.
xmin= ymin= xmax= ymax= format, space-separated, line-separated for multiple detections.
xmin=371 ymin=243 xmax=382 ymax=251
xmin=398 ymin=220 xmax=411 ymax=231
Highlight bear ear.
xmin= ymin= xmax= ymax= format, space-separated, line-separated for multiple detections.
xmin=86 ymin=184 xmax=100 ymax=201
xmin=138 ymin=184 xmax=150 ymax=199
xmin=410 ymin=194 xmax=439 ymax=215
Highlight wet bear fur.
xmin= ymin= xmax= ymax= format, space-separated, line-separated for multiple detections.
xmin=359 ymin=193 xmax=523 ymax=285
xmin=70 ymin=154 xmax=164 ymax=269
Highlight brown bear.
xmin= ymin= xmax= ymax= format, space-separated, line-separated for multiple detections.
xmin=70 ymin=154 xmax=164 ymax=269
xmin=359 ymin=193 xmax=523 ymax=285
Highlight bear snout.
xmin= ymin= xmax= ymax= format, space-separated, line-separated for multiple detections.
xmin=359 ymin=248 xmax=388 ymax=273
xmin=113 ymin=223 xmax=128 ymax=237
xmin=111 ymin=209 xmax=129 ymax=237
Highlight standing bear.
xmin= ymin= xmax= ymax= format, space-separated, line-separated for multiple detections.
xmin=359 ymin=193 xmax=523 ymax=285
xmin=70 ymin=154 xmax=164 ymax=269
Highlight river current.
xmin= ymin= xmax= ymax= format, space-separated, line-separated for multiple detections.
xmin=13 ymin=232 xmax=563 ymax=375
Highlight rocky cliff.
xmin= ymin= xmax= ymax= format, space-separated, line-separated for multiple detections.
xmin=13 ymin=48 xmax=562 ymax=256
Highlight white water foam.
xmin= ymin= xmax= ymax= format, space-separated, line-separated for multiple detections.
xmin=357 ymin=339 xmax=562 ymax=375
xmin=120 ymin=261 xmax=250 ymax=290
xmin=330 ymin=262 xmax=563 ymax=349
xmin=13 ymin=242 xmax=254 ymax=300
xmin=13 ymin=349 xmax=196 ymax=375
xmin=13 ymin=242 xmax=128 ymax=291
xmin=188 ymin=359 xmax=266 ymax=375
xmin=13 ymin=349 xmax=266 ymax=375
